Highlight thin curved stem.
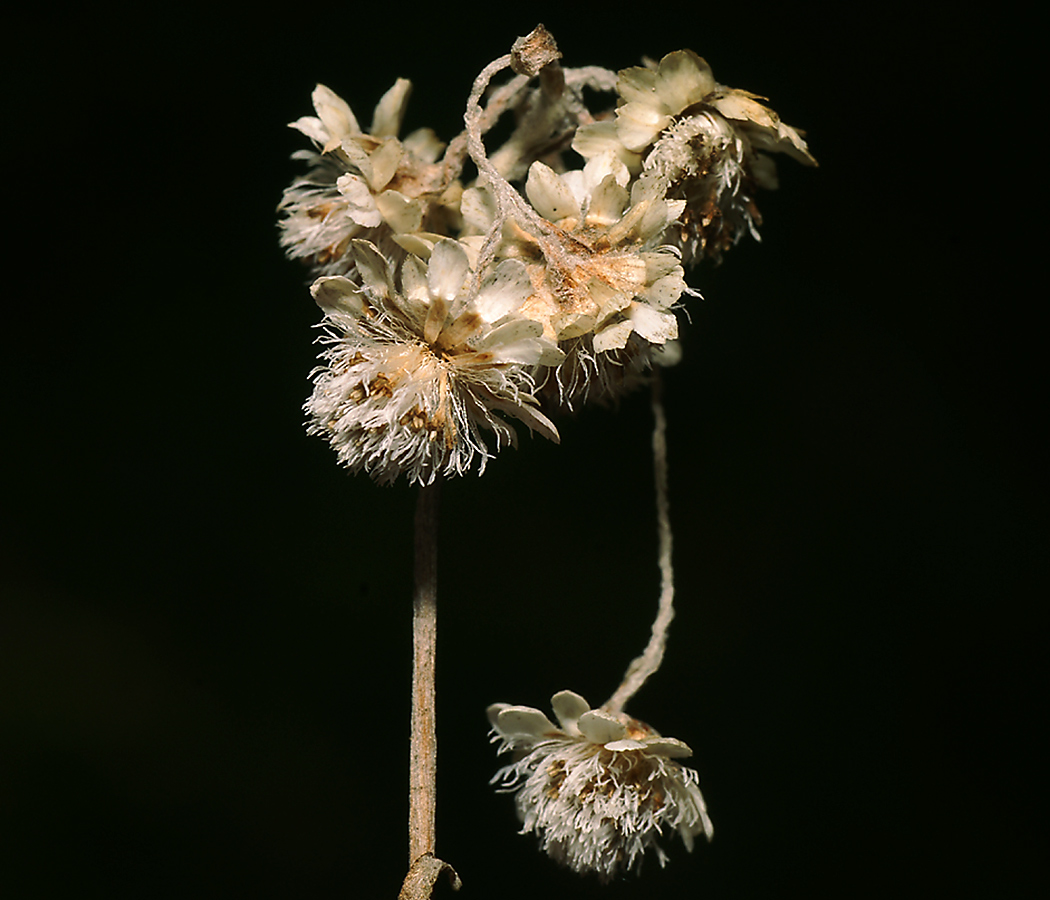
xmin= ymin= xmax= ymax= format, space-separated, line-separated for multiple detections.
xmin=604 ymin=368 xmax=676 ymax=715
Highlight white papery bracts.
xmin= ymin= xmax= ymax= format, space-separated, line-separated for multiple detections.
xmin=573 ymin=49 xmax=816 ymax=264
xmin=279 ymin=82 xmax=459 ymax=278
xmin=488 ymin=691 xmax=713 ymax=881
xmin=283 ymin=36 xmax=814 ymax=482
xmin=462 ymin=153 xmax=690 ymax=405
xmin=305 ymin=239 xmax=562 ymax=485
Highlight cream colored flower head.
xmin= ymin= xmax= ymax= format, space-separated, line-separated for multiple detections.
xmin=279 ymin=82 xmax=456 ymax=278
xmin=305 ymin=239 xmax=563 ymax=485
xmin=462 ymin=154 xmax=689 ymax=404
xmin=607 ymin=49 xmax=813 ymax=165
xmin=488 ymin=690 xmax=713 ymax=881
xmin=573 ymin=49 xmax=816 ymax=264
xmin=612 ymin=50 xmax=720 ymax=153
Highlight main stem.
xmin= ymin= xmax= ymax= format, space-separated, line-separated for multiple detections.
xmin=400 ymin=481 xmax=459 ymax=900
xmin=410 ymin=480 xmax=440 ymax=864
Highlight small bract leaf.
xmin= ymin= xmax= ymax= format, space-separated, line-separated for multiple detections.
xmin=525 ymin=161 xmax=580 ymax=223
xmin=655 ymin=50 xmax=715 ymax=114
xmin=368 ymin=138 xmax=404 ymax=191
xmin=349 ymin=240 xmax=390 ymax=298
xmin=376 ymin=190 xmax=423 ymax=233
xmin=371 ymin=77 xmax=412 ymax=138
xmin=310 ymin=276 xmax=364 ymax=316
xmin=604 ymin=738 xmax=648 ymax=752
xmin=336 ymin=174 xmax=382 ymax=228
xmin=312 ymin=83 xmax=359 ymax=149
xmin=427 ymin=239 xmax=470 ymax=303
xmin=617 ymin=65 xmax=659 ymax=105
xmin=486 ymin=703 xmax=511 ymax=729
xmin=578 ymin=710 xmax=628 ymax=744
xmin=616 ymin=103 xmax=670 ymax=153
xmin=643 ymin=737 xmax=694 ymax=758
xmin=629 ymin=303 xmax=678 ymax=343
xmin=497 ymin=706 xmax=560 ymax=737
xmin=551 ymin=690 xmax=591 ymax=735
xmin=710 ymin=91 xmax=777 ymax=128
xmin=592 ymin=319 xmax=633 ymax=354
xmin=473 ymin=259 xmax=532 ymax=323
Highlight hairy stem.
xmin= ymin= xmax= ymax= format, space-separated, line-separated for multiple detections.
xmin=604 ymin=368 xmax=676 ymax=715
xmin=409 ymin=480 xmax=440 ymax=863
xmin=400 ymin=480 xmax=461 ymax=899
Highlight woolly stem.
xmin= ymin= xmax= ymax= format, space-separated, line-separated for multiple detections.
xmin=461 ymin=32 xmax=578 ymax=302
xmin=399 ymin=487 xmax=463 ymax=900
xmin=463 ymin=53 xmax=545 ymax=289
xmin=409 ymin=480 xmax=440 ymax=864
xmin=604 ymin=368 xmax=676 ymax=715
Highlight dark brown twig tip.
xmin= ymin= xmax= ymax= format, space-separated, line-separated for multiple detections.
xmin=398 ymin=854 xmax=462 ymax=900
xmin=510 ymin=24 xmax=561 ymax=76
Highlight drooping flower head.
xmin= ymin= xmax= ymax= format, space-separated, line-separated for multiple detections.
xmin=306 ymin=239 xmax=563 ymax=484
xmin=574 ymin=49 xmax=816 ymax=264
xmin=488 ymin=690 xmax=713 ymax=881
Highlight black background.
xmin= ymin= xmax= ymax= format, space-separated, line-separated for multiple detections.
xmin=2 ymin=7 xmax=1042 ymax=899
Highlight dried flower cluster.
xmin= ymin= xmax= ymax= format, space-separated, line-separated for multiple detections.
xmin=280 ymin=30 xmax=814 ymax=486
xmin=281 ymin=27 xmax=813 ymax=889
xmin=489 ymin=691 xmax=713 ymax=881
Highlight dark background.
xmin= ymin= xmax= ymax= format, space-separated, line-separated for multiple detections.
xmin=2 ymin=7 xmax=1042 ymax=899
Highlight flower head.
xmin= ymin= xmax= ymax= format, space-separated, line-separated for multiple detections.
xmin=462 ymin=153 xmax=689 ymax=405
xmin=305 ymin=239 xmax=563 ymax=484
xmin=488 ymin=690 xmax=713 ymax=881
xmin=574 ymin=49 xmax=816 ymax=264
xmin=279 ymin=82 xmax=457 ymax=278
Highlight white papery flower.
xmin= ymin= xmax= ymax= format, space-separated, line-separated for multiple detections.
xmin=574 ymin=49 xmax=816 ymax=264
xmin=279 ymin=82 xmax=456 ymax=277
xmin=306 ymin=239 xmax=563 ymax=485
xmin=524 ymin=157 xmax=685 ymax=345
xmin=488 ymin=690 xmax=713 ymax=881
xmin=461 ymin=155 xmax=689 ymax=404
